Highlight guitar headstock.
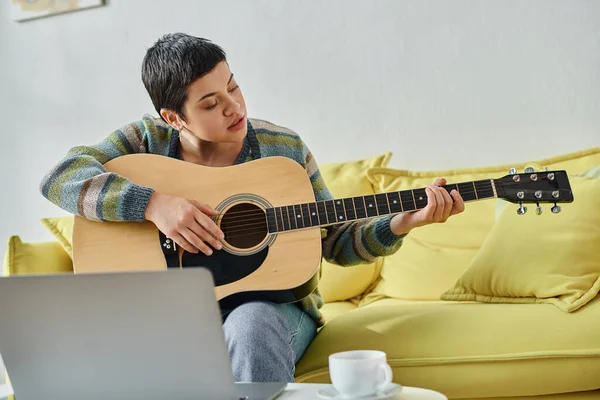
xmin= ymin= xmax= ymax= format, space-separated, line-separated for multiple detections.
xmin=495 ymin=167 xmax=574 ymax=215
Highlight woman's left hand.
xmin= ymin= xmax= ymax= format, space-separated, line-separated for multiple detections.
xmin=389 ymin=178 xmax=465 ymax=236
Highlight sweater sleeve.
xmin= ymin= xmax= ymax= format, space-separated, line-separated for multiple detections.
xmin=300 ymin=141 xmax=407 ymax=266
xmin=39 ymin=116 xmax=174 ymax=222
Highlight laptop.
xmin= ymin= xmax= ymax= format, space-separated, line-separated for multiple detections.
xmin=0 ymin=268 xmax=286 ymax=400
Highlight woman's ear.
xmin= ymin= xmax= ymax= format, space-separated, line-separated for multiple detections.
xmin=160 ymin=109 xmax=183 ymax=130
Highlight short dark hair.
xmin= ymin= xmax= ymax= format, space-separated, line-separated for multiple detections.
xmin=141 ymin=33 xmax=227 ymax=121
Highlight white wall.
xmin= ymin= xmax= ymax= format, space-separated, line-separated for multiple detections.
xmin=0 ymin=0 xmax=599 ymax=247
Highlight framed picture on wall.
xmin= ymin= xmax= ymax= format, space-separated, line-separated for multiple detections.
xmin=10 ymin=0 xmax=105 ymax=22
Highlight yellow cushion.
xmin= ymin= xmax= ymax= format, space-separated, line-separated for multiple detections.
xmin=318 ymin=152 xmax=392 ymax=303
xmin=2 ymin=236 xmax=73 ymax=276
xmin=295 ymin=296 xmax=600 ymax=398
xmin=441 ymin=175 xmax=600 ymax=312
xmin=40 ymin=216 xmax=74 ymax=258
xmin=321 ymin=152 xmax=391 ymax=198
xmin=367 ymin=147 xmax=600 ymax=301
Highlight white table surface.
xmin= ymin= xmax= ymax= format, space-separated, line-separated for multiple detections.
xmin=0 ymin=382 xmax=447 ymax=400
xmin=279 ymin=383 xmax=447 ymax=400
xmin=0 ymin=383 xmax=12 ymax=399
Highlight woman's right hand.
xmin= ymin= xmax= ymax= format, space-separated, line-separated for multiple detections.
xmin=144 ymin=192 xmax=224 ymax=255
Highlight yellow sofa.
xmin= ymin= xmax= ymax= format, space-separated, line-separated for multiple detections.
xmin=3 ymin=147 xmax=600 ymax=400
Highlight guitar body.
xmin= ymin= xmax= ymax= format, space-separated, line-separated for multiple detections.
xmin=73 ymin=154 xmax=322 ymax=310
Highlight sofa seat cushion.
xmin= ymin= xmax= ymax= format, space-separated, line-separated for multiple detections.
xmin=451 ymin=390 xmax=600 ymax=400
xmin=295 ymin=297 xmax=600 ymax=399
xmin=320 ymin=301 xmax=358 ymax=323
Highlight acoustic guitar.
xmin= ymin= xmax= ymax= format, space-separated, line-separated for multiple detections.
xmin=72 ymin=154 xmax=573 ymax=310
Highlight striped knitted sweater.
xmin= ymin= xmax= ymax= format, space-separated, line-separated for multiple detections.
xmin=40 ymin=114 xmax=406 ymax=326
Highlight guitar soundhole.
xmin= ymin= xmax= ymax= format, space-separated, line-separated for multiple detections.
xmin=220 ymin=203 xmax=267 ymax=249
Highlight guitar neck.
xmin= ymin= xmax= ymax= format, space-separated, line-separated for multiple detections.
xmin=265 ymin=179 xmax=497 ymax=233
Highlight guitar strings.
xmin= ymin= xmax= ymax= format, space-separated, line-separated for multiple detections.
xmin=218 ymin=190 xmax=487 ymax=240
xmin=213 ymin=186 xmax=485 ymax=233
xmin=213 ymin=188 xmax=480 ymax=222
xmin=214 ymin=181 xmax=552 ymax=226
xmin=208 ymin=175 xmax=558 ymax=219
xmin=210 ymin=177 xmax=560 ymax=238
xmin=210 ymin=185 xmax=487 ymax=218
xmin=215 ymin=187 xmax=558 ymax=241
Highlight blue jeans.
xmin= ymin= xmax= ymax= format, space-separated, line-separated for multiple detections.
xmin=222 ymin=301 xmax=317 ymax=383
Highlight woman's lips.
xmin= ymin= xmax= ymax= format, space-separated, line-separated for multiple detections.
xmin=228 ymin=115 xmax=246 ymax=131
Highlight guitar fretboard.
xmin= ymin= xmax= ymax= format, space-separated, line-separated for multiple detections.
xmin=265 ymin=179 xmax=495 ymax=233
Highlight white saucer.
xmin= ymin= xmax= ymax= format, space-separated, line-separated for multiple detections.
xmin=316 ymin=383 xmax=403 ymax=399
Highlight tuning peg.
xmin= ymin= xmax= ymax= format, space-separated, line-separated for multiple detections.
xmin=524 ymin=167 xmax=535 ymax=173
xmin=517 ymin=203 xmax=527 ymax=215
xmin=536 ymin=202 xmax=543 ymax=215
xmin=551 ymin=204 xmax=562 ymax=214
xmin=509 ymin=168 xmax=517 ymax=175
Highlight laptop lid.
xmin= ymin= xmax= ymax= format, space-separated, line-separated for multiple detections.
xmin=0 ymin=268 xmax=247 ymax=400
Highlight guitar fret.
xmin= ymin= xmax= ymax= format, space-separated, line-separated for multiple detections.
xmin=301 ymin=203 xmax=311 ymax=228
xmin=281 ymin=206 xmax=288 ymax=230
xmin=287 ymin=206 xmax=297 ymax=230
xmin=474 ymin=180 xmax=494 ymax=198
xmin=354 ymin=196 xmax=367 ymax=219
xmin=457 ymin=182 xmax=477 ymax=202
xmin=325 ymin=200 xmax=336 ymax=224
xmin=400 ymin=190 xmax=416 ymax=211
xmin=293 ymin=204 xmax=304 ymax=229
xmin=388 ymin=192 xmax=402 ymax=213
xmin=343 ymin=198 xmax=356 ymax=220
xmin=317 ymin=201 xmax=328 ymax=225
xmin=472 ymin=181 xmax=478 ymax=199
xmin=334 ymin=199 xmax=346 ymax=222
xmin=275 ymin=207 xmax=284 ymax=232
xmin=308 ymin=203 xmax=320 ymax=226
xmin=288 ymin=205 xmax=295 ymax=229
xmin=279 ymin=206 xmax=290 ymax=231
xmin=445 ymin=183 xmax=458 ymax=194
xmin=363 ymin=195 xmax=378 ymax=217
xmin=375 ymin=193 xmax=390 ymax=215
xmin=266 ymin=208 xmax=277 ymax=233
xmin=414 ymin=188 xmax=428 ymax=209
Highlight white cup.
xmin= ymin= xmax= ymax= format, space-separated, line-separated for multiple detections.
xmin=328 ymin=350 xmax=393 ymax=398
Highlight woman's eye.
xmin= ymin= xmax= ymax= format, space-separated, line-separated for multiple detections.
xmin=206 ymin=102 xmax=218 ymax=110
xmin=228 ymin=85 xmax=239 ymax=93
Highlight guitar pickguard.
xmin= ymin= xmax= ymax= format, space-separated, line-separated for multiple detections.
xmin=180 ymin=246 xmax=268 ymax=287
xmin=179 ymin=245 xmax=318 ymax=313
